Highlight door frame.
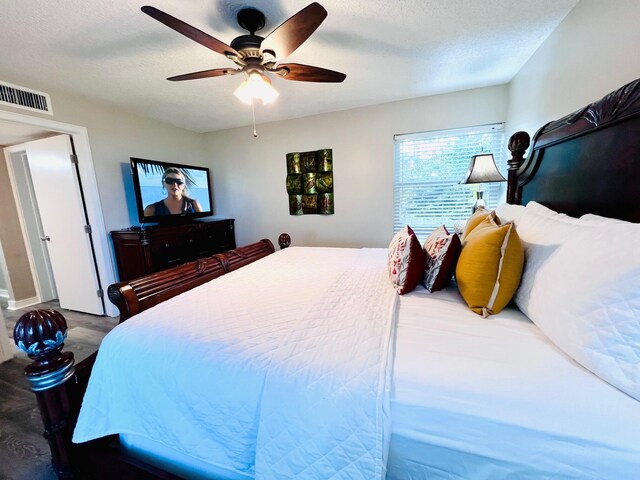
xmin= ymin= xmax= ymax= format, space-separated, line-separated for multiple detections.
xmin=0 ymin=109 xmax=117 ymax=316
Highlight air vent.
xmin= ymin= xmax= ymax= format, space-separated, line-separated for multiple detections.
xmin=0 ymin=80 xmax=53 ymax=115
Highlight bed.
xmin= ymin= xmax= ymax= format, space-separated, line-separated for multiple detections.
xmin=14 ymin=77 xmax=640 ymax=480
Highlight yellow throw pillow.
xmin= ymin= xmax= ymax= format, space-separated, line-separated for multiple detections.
xmin=461 ymin=208 xmax=492 ymax=242
xmin=456 ymin=215 xmax=524 ymax=317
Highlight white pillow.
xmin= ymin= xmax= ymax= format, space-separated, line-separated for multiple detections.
xmin=514 ymin=209 xmax=589 ymax=313
xmin=580 ymin=213 xmax=633 ymax=225
xmin=526 ymin=201 xmax=631 ymax=225
xmin=515 ymin=208 xmax=640 ymax=401
xmin=524 ymin=201 xmax=576 ymax=221
xmin=494 ymin=203 xmax=525 ymax=226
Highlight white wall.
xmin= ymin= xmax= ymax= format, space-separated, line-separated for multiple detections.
xmin=204 ymin=85 xmax=508 ymax=248
xmin=507 ymin=0 xmax=640 ymax=136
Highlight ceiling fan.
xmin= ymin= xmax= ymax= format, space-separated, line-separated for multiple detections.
xmin=141 ymin=2 xmax=346 ymax=105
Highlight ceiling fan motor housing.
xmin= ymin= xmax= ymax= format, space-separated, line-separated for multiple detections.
xmin=230 ymin=34 xmax=264 ymax=58
xmin=231 ymin=8 xmax=268 ymax=59
xmin=237 ymin=8 xmax=265 ymax=34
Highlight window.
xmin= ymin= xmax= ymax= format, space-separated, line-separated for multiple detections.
xmin=393 ymin=123 xmax=506 ymax=239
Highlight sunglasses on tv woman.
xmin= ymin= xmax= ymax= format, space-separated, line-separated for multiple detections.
xmin=164 ymin=177 xmax=184 ymax=185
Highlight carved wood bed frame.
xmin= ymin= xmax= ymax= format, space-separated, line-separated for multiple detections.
xmin=13 ymin=77 xmax=640 ymax=479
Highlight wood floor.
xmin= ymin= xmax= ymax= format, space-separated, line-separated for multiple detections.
xmin=0 ymin=302 xmax=118 ymax=480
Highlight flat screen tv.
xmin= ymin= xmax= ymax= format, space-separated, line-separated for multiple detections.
xmin=130 ymin=157 xmax=213 ymax=223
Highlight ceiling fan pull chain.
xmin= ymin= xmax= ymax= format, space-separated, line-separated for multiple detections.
xmin=251 ymin=99 xmax=258 ymax=138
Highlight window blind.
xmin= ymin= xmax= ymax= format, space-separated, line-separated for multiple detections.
xmin=393 ymin=123 xmax=506 ymax=240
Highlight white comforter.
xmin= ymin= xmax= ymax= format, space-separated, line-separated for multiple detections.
xmin=73 ymin=247 xmax=398 ymax=479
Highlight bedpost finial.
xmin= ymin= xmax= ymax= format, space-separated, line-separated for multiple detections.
xmin=14 ymin=309 xmax=68 ymax=358
xmin=14 ymin=309 xmax=75 ymax=392
xmin=278 ymin=233 xmax=291 ymax=249
xmin=507 ymin=131 xmax=531 ymax=170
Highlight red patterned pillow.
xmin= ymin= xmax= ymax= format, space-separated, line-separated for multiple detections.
xmin=423 ymin=225 xmax=462 ymax=292
xmin=388 ymin=226 xmax=426 ymax=295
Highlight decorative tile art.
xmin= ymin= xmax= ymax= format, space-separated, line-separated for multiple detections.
xmin=286 ymin=149 xmax=334 ymax=215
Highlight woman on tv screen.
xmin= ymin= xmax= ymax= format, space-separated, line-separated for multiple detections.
xmin=143 ymin=167 xmax=203 ymax=216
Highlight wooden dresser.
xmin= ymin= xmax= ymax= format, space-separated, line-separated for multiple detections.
xmin=110 ymin=218 xmax=235 ymax=281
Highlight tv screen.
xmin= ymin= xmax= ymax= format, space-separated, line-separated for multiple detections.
xmin=130 ymin=157 xmax=213 ymax=223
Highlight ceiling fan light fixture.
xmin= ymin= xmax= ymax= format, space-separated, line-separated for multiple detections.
xmin=234 ymin=72 xmax=279 ymax=105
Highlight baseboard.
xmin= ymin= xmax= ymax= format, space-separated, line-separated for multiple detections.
xmin=0 ymin=289 xmax=8 ymax=309
xmin=7 ymin=295 xmax=41 ymax=311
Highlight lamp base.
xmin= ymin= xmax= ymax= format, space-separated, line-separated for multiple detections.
xmin=472 ymin=190 xmax=486 ymax=213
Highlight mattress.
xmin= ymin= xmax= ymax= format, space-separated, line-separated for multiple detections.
xmin=388 ymin=285 xmax=640 ymax=479
xmin=117 ymin=250 xmax=640 ymax=479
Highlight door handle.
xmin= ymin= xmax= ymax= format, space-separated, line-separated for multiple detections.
xmin=40 ymin=236 xmax=51 ymax=241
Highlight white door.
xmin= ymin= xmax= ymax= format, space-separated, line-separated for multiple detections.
xmin=8 ymin=150 xmax=58 ymax=302
xmin=24 ymin=135 xmax=104 ymax=315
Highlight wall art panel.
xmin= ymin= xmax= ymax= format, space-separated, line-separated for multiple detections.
xmin=286 ymin=149 xmax=333 ymax=215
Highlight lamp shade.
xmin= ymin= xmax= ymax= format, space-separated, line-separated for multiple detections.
xmin=460 ymin=154 xmax=506 ymax=184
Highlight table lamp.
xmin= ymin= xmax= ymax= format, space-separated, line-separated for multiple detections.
xmin=460 ymin=153 xmax=506 ymax=212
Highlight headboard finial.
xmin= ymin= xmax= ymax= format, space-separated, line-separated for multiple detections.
xmin=506 ymin=131 xmax=531 ymax=204
xmin=507 ymin=131 xmax=531 ymax=170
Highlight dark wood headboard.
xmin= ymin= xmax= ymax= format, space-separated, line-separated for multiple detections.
xmin=506 ymin=78 xmax=640 ymax=222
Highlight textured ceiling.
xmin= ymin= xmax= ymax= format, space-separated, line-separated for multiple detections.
xmin=0 ymin=0 xmax=578 ymax=133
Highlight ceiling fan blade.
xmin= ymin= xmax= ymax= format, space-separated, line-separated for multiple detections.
xmin=276 ymin=63 xmax=346 ymax=83
xmin=260 ymin=3 xmax=327 ymax=59
xmin=141 ymin=6 xmax=239 ymax=58
xmin=167 ymin=68 xmax=239 ymax=82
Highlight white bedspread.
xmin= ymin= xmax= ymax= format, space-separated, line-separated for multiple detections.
xmin=73 ymin=247 xmax=398 ymax=479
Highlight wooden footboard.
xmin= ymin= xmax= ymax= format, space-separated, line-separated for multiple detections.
xmin=217 ymin=238 xmax=277 ymax=272
xmin=14 ymin=238 xmax=277 ymax=479
xmin=108 ymin=238 xmax=275 ymax=322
